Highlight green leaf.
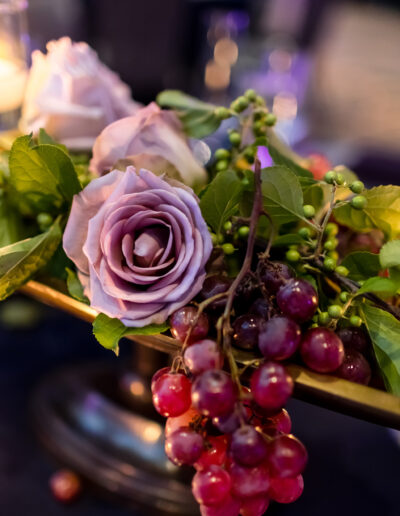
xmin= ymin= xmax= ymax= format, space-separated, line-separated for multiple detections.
xmin=360 ymin=304 xmax=400 ymax=395
xmin=44 ymin=244 xmax=73 ymax=280
xmin=341 ymin=251 xmax=381 ymax=282
xmin=267 ymin=142 xmax=315 ymax=188
xmin=303 ymin=183 xmax=330 ymax=213
xmin=0 ymin=194 xmax=24 ymax=246
xmin=261 ymin=166 xmax=308 ymax=227
xmin=92 ymin=313 xmax=170 ymax=354
xmin=37 ymin=128 xmax=68 ymax=152
xmin=380 ymin=240 xmax=400 ymax=269
xmin=356 ymin=276 xmax=400 ymax=297
xmin=157 ymin=90 xmax=221 ymax=138
xmin=200 ymin=170 xmax=244 ymax=234
xmin=9 ymin=135 xmax=81 ymax=215
xmin=272 ymin=233 xmax=305 ymax=247
xmin=334 ymin=185 xmax=400 ymax=239
xmin=66 ymin=267 xmax=89 ymax=304
xmin=0 ymin=218 xmax=62 ymax=300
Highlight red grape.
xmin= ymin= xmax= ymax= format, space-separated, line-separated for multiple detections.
xmin=192 ymin=370 xmax=236 ymax=418
xmin=165 ymin=427 xmax=204 ymax=466
xmin=335 ymin=348 xmax=371 ymax=385
xmin=277 ymin=279 xmax=318 ymax=323
xmin=165 ymin=407 xmax=200 ymax=438
xmin=152 ymin=373 xmax=191 ymax=417
xmin=268 ymin=434 xmax=308 ymax=478
xmin=263 ymin=408 xmax=292 ymax=434
xmin=269 ymin=475 xmax=304 ymax=503
xmin=233 ymin=314 xmax=262 ymax=350
xmin=200 ymin=495 xmax=240 ymax=516
xmin=151 ymin=367 xmax=170 ymax=393
xmin=301 ymin=327 xmax=344 ymax=373
xmin=184 ymin=339 xmax=223 ymax=375
xmin=229 ymin=461 xmax=270 ymax=498
xmin=336 ymin=326 xmax=369 ymax=354
xmin=240 ymin=495 xmax=270 ymax=516
xmin=195 ymin=436 xmax=228 ymax=470
xmin=250 ymin=362 xmax=294 ymax=411
xmin=200 ymin=275 xmax=232 ymax=310
xmin=192 ymin=465 xmax=231 ymax=505
xmin=230 ymin=425 xmax=268 ymax=467
xmin=260 ymin=261 xmax=293 ymax=294
xmin=258 ymin=316 xmax=301 ymax=360
xmin=212 ymin=403 xmax=249 ymax=434
xmin=170 ymin=306 xmax=209 ymax=343
xmin=249 ymin=298 xmax=271 ymax=319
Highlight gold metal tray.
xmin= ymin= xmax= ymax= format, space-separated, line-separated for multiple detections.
xmin=20 ymin=281 xmax=400 ymax=430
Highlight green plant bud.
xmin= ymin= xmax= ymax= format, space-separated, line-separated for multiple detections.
xmin=229 ymin=131 xmax=241 ymax=147
xmin=215 ymin=159 xmax=229 ymax=171
xmin=245 ymin=89 xmax=257 ymax=101
xmin=298 ymin=227 xmax=311 ymax=239
xmin=255 ymin=95 xmax=266 ymax=106
xmin=351 ymin=195 xmax=367 ymax=210
xmin=210 ymin=233 xmax=218 ymax=246
xmin=303 ymin=204 xmax=315 ymax=218
xmin=244 ymin=147 xmax=256 ymax=163
xmin=335 ymin=265 xmax=349 ymax=277
xmin=214 ymin=106 xmax=231 ymax=120
xmin=335 ymin=173 xmax=345 ymax=185
xmin=325 ymin=222 xmax=339 ymax=235
xmin=323 ymin=257 xmax=337 ymax=271
xmin=231 ymin=96 xmax=249 ymax=113
xmin=324 ymin=170 xmax=337 ymax=184
xmin=238 ymin=226 xmax=250 ymax=238
xmin=327 ymin=250 xmax=339 ymax=261
xmin=328 ymin=304 xmax=342 ymax=318
xmin=349 ymin=315 xmax=362 ymax=327
xmin=265 ymin=113 xmax=277 ymax=126
xmin=214 ymin=148 xmax=230 ymax=161
xmin=252 ymin=120 xmax=266 ymax=136
xmin=318 ymin=312 xmax=331 ymax=326
xmin=286 ymin=249 xmax=300 ymax=262
xmin=217 ymin=233 xmax=225 ymax=244
xmin=324 ymin=239 xmax=337 ymax=251
xmin=223 ymin=221 xmax=232 ymax=232
xmin=339 ymin=291 xmax=349 ymax=303
xmin=222 ymin=243 xmax=235 ymax=255
xmin=350 ymin=180 xmax=364 ymax=194
xmin=37 ymin=212 xmax=53 ymax=229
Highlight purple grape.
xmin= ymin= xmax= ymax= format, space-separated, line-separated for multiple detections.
xmin=229 ymin=461 xmax=270 ymax=498
xmin=250 ymin=362 xmax=294 ymax=411
xmin=240 ymin=496 xmax=270 ymax=516
xmin=336 ymin=326 xmax=369 ymax=354
xmin=258 ymin=316 xmax=301 ymax=360
xmin=233 ymin=314 xmax=262 ymax=350
xmin=192 ymin=465 xmax=231 ymax=506
xmin=199 ymin=275 xmax=232 ymax=310
xmin=212 ymin=403 xmax=248 ymax=434
xmin=276 ymin=279 xmax=318 ymax=323
xmin=230 ymin=425 xmax=268 ymax=467
xmin=260 ymin=261 xmax=293 ymax=294
xmin=165 ymin=427 xmax=204 ymax=466
xmin=269 ymin=475 xmax=304 ymax=504
xmin=267 ymin=434 xmax=308 ymax=478
xmin=249 ymin=298 xmax=271 ymax=319
xmin=152 ymin=373 xmax=192 ymax=417
xmin=170 ymin=306 xmax=209 ymax=343
xmin=200 ymin=495 xmax=240 ymax=516
xmin=192 ymin=370 xmax=236 ymax=418
xmin=300 ymin=327 xmax=344 ymax=373
xmin=335 ymin=348 xmax=371 ymax=385
xmin=184 ymin=339 xmax=223 ymax=376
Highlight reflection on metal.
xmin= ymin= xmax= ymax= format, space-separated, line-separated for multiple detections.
xmin=21 ymin=280 xmax=400 ymax=430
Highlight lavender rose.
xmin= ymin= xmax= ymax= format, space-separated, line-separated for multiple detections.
xmin=20 ymin=37 xmax=140 ymax=149
xmin=63 ymin=166 xmax=212 ymax=327
xmin=89 ymin=102 xmax=208 ymax=187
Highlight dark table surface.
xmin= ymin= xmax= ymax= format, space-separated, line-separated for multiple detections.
xmin=0 ymin=295 xmax=399 ymax=516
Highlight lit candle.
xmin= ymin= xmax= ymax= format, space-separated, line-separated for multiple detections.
xmin=0 ymin=57 xmax=27 ymax=112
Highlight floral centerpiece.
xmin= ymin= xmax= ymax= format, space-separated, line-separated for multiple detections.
xmin=1 ymin=38 xmax=400 ymax=516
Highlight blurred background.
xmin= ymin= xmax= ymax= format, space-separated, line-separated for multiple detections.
xmin=1 ymin=1 xmax=400 ymax=515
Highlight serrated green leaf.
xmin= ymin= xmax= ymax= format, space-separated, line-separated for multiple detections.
xmin=334 ymin=185 xmax=400 ymax=239
xmin=0 ymin=218 xmax=61 ymax=300
xmin=360 ymin=304 xmax=400 ymax=395
xmin=93 ymin=312 xmax=170 ymax=354
xmin=157 ymin=90 xmax=222 ymax=139
xmin=380 ymin=240 xmax=400 ymax=269
xmin=356 ymin=276 xmax=399 ymax=297
xmin=37 ymin=128 xmax=68 ymax=152
xmin=66 ymin=267 xmax=89 ymax=303
xmin=341 ymin=251 xmax=381 ymax=281
xmin=266 ymin=141 xmax=316 ymax=188
xmin=200 ymin=170 xmax=244 ymax=234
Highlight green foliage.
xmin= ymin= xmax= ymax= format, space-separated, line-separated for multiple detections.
xmin=341 ymin=251 xmax=381 ymax=282
xmin=37 ymin=128 xmax=68 ymax=152
xmin=0 ymin=217 xmax=61 ymax=300
xmin=361 ymin=304 xmax=400 ymax=395
xmin=66 ymin=267 xmax=89 ymax=303
xmin=156 ymin=90 xmax=222 ymax=139
xmin=356 ymin=277 xmax=400 ymax=297
xmin=272 ymin=234 xmax=305 ymax=247
xmin=0 ymin=194 xmax=24 ymax=246
xmin=334 ymin=185 xmax=400 ymax=239
xmin=379 ymin=240 xmax=400 ymax=269
xmin=266 ymin=142 xmax=316 ymax=188
xmin=92 ymin=313 xmax=170 ymax=354
xmin=303 ymin=183 xmax=330 ymax=213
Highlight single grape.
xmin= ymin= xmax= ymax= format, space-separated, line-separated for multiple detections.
xmin=192 ymin=370 xmax=236 ymax=418
xmin=268 ymin=434 xmax=308 ymax=478
xmin=276 ymin=279 xmax=318 ymax=323
xmin=151 ymin=367 xmax=170 ymax=393
xmin=229 ymin=461 xmax=270 ymax=498
xmin=259 ymin=262 xmax=293 ymax=294
xmin=300 ymin=327 xmax=344 ymax=373
xmin=336 ymin=326 xmax=369 ymax=354
xmin=263 ymin=408 xmax=292 ymax=434
xmin=165 ymin=407 xmax=200 ymax=438
xmin=195 ymin=436 xmax=228 ymax=470
xmin=335 ymin=348 xmax=371 ymax=385
xmin=269 ymin=475 xmax=304 ymax=504
xmin=152 ymin=373 xmax=192 ymax=417
xmin=233 ymin=314 xmax=262 ymax=350
xmin=249 ymin=298 xmax=271 ymax=319
xmin=230 ymin=425 xmax=268 ymax=467
xmin=240 ymin=496 xmax=270 ymax=516
xmin=199 ymin=275 xmax=232 ymax=310
xmin=200 ymin=495 xmax=240 ymax=516
xmin=170 ymin=306 xmax=209 ymax=343
xmin=184 ymin=339 xmax=223 ymax=375
xmin=192 ymin=465 xmax=231 ymax=506
xmin=251 ymin=362 xmax=294 ymax=411
xmin=165 ymin=427 xmax=204 ymax=466
xmin=258 ymin=316 xmax=301 ymax=360
xmin=212 ymin=403 xmax=249 ymax=434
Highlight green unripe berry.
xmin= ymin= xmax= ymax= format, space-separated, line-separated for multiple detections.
xmin=265 ymin=113 xmax=277 ymax=126
xmin=229 ymin=131 xmax=241 ymax=147
xmin=318 ymin=312 xmax=331 ymax=326
xmin=286 ymin=249 xmax=300 ymax=262
xmin=37 ymin=212 xmax=53 ymax=229
xmin=238 ymin=225 xmax=250 ymax=239
xmin=243 ymin=147 xmax=256 ymax=164
xmin=350 ymin=180 xmax=364 ymax=194
xmin=324 ymin=239 xmax=337 ymax=251
xmin=244 ymin=89 xmax=257 ymax=101
xmin=324 ymin=170 xmax=337 ymax=184
xmin=351 ymin=195 xmax=367 ymax=210
xmin=303 ymin=204 xmax=315 ymax=219
xmin=339 ymin=292 xmax=349 ymax=303
xmin=217 ymin=233 xmax=225 ymax=244
xmin=223 ymin=221 xmax=232 ymax=232
xmin=214 ymin=148 xmax=230 ymax=161
xmin=231 ymin=96 xmax=249 ymax=113
xmin=222 ymin=243 xmax=235 ymax=255
xmin=335 ymin=265 xmax=349 ymax=277
xmin=298 ymin=227 xmax=311 ymax=239
xmin=215 ymin=159 xmax=229 ymax=171
xmin=214 ymin=106 xmax=231 ymax=120
xmin=323 ymin=257 xmax=337 ymax=271
xmin=349 ymin=315 xmax=362 ymax=327
xmin=210 ymin=233 xmax=218 ymax=246
xmin=335 ymin=173 xmax=345 ymax=185
xmin=328 ymin=304 xmax=343 ymax=318
xmin=327 ymin=250 xmax=339 ymax=261
xmin=255 ymin=95 xmax=266 ymax=106
xmin=252 ymin=120 xmax=266 ymax=136
xmin=325 ymin=222 xmax=339 ymax=235
xmin=241 ymin=177 xmax=250 ymax=187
